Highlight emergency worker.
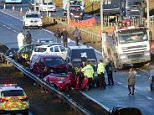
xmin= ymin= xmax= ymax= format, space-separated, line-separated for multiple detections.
xmin=105 ymin=59 xmax=114 ymax=86
xmin=81 ymin=61 xmax=94 ymax=90
xmin=17 ymin=31 xmax=25 ymax=50
xmin=97 ymin=59 xmax=106 ymax=88
xmin=25 ymin=31 xmax=32 ymax=44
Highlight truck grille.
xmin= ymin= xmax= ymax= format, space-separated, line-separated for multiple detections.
xmin=122 ymin=45 xmax=147 ymax=53
xmin=128 ymin=53 xmax=143 ymax=59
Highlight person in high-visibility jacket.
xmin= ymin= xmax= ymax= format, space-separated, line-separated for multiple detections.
xmin=97 ymin=59 xmax=106 ymax=88
xmin=17 ymin=31 xmax=25 ymax=50
xmin=81 ymin=61 xmax=94 ymax=90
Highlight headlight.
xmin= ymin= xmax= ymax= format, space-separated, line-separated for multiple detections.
xmin=70 ymin=13 xmax=73 ymax=15
xmin=120 ymin=55 xmax=127 ymax=59
xmin=58 ymin=80 xmax=65 ymax=83
xmin=144 ymin=52 xmax=150 ymax=56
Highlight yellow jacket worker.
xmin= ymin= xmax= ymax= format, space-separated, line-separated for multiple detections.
xmin=81 ymin=61 xmax=94 ymax=90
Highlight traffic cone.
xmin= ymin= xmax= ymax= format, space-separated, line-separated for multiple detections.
xmin=3 ymin=4 xmax=6 ymax=11
xmin=12 ymin=5 xmax=14 ymax=12
xmin=20 ymin=7 xmax=22 ymax=13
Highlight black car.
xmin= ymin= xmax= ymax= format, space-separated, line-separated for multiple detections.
xmin=110 ymin=107 xmax=142 ymax=115
xmin=16 ymin=43 xmax=40 ymax=62
xmin=66 ymin=45 xmax=98 ymax=75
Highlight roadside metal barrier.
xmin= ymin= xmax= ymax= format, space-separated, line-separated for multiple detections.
xmin=3 ymin=54 xmax=91 ymax=115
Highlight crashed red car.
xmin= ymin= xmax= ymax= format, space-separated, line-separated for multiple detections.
xmin=43 ymin=73 xmax=73 ymax=91
xmin=30 ymin=54 xmax=67 ymax=78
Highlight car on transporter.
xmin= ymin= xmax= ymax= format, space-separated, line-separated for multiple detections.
xmin=23 ymin=11 xmax=42 ymax=29
xmin=0 ymin=84 xmax=29 ymax=114
xmin=39 ymin=2 xmax=56 ymax=12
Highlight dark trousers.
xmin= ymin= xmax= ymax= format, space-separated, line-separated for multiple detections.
xmin=75 ymin=37 xmax=79 ymax=46
xmin=98 ymin=73 xmax=106 ymax=88
xmin=128 ymin=85 xmax=135 ymax=95
xmin=63 ymin=40 xmax=67 ymax=48
xmin=57 ymin=37 xmax=61 ymax=43
xmin=107 ymin=72 xmax=114 ymax=85
xmin=88 ymin=78 xmax=93 ymax=89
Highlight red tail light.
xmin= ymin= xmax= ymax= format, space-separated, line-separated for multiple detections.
xmin=20 ymin=98 xmax=28 ymax=102
xmin=0 ymin=98 xmax=8 ymax=102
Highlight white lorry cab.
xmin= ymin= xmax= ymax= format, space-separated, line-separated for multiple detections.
xmin=102 ymin=26 xmax=151 ymax=69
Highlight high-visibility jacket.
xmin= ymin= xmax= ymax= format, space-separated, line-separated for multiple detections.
xmin=81 ymin=64 xmax=94 ymax=78
xmin=17 ymin=32 xmax=24 ymax=49
xmin=97 ymin=62 xmax=105 ymax=75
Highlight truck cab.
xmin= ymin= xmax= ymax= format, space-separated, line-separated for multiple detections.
xmin=104 ymin=26 xmax=151 ymax=69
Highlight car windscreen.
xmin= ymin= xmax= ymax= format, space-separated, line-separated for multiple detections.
xmin=72 ymin=59 xmax=97 ymax=68
xmin=26 ymin=14 xmax=40 ymax=18
xmin=70 ymin=6 xmax=82 ymax=12
xmin=34 ymin=47 xmax=47 ymax=52
xmin=118 ymin=29 xmax=148 ymax=44
xmin=71 ymin=49 xmax=97 ymax=60
xmin=2 ymin=90 xmax=25 ymax=96
xmin=45 ymin=58 xmax=65 ymax=67
xmin=44 ymin=2 xmax=53 ymax=5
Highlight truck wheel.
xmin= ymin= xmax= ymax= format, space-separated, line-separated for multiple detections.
xmin=114 ymin=59 xmax=123 ymax=69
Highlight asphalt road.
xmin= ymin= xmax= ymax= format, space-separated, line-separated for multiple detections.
xmin=0 ymin=9 xmax=154 ymax=115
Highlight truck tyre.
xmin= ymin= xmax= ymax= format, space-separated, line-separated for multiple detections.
xmin=114 ymin=58 xmax=123 ymax=69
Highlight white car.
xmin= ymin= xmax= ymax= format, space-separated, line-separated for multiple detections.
xmin=39 ymin=2 xmax=56 ymax=12
xmin=23 ymin=11 xmax=42 ymax=29
xmin=30 ymin=43 xmax=67 ymax=60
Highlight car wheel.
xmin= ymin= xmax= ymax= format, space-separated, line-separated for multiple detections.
xmin=38 ymin=26 xmax=42 ymax=29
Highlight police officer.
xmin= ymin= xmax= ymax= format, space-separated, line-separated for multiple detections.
xmin=81 ymin=61 xmax=94 ymax=90
xmin=97 ymin=59 xmax=106 ymax=88
xmin=105 ymin=59 xmax=114 ymax=86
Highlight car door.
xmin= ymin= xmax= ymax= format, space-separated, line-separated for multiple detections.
xmin=59 ymin=45 xmax=67 ymax=60
xmin=53 ymin=45 xmax=61 ymax=57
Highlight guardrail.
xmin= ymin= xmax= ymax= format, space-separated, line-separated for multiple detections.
xmin=2 ymin=54 xmax=91 ymax=115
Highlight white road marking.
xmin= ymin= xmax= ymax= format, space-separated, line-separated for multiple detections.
xmin=146 ymin=96 xmax=153 ymax=100
xmin=13 ymin=30 xmax=17 ymax=33
xmin=117 ymin=82 xmax=123 ymax=85
xmin=81 ymin=92 xmax=110 ymax=111
xmin=6 ymin=26 xmax=11 ymax=29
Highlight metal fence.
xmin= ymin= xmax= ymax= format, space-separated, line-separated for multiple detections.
xmin=49 ymin=16 xmax=154 ymax=43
